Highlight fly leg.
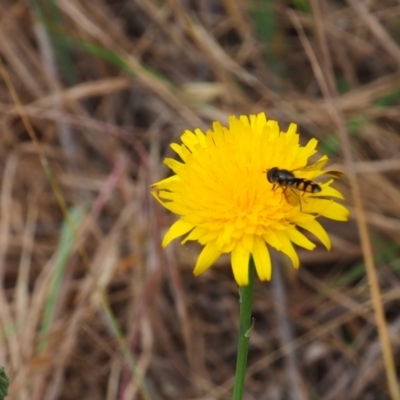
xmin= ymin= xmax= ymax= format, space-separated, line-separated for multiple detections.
xmin=269 ymin=183 xmax=285 ymax=204
xmin=284 ymin=188 xmax=303 ymax=211
xmin=293 ymin=190 xmax=303 ymax=212
xmin=300 ymin=192 xmax=311 ymax=206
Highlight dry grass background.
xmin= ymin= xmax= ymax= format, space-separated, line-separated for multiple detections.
xmin=1 ymin=0 xmax=400 ymax=399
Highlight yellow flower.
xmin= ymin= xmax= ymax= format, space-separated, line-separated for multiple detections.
xmin=151 ymin=113 xmax=349 ymax=286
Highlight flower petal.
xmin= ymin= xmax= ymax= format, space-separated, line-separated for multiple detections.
xmin=275 ymin=231 xmax=300 ymax=268
xmin=211 ymin=122 xmax=225 ymax=147
xmin=193 ymin=243 xmax=222 ymax=276
xmin=231 ymin=243 xmax=250 ymax=286
xmin=263 ymin=229 xmax=282 ymax=250
xmin=162 ymin=219 xmax=194 ymax=247
xmin=318 ymin=183 xmax=345 ymax=199
xmin=181 ymin=130 xmax=199 ymax=151
xmin=194 ymin=128 xmax=207 ymax=147
xmin=181 ymin=226 xmax=208 ymax=244
xmin=164 ymin=158 xmax=185 ymax=174
xmin=250 ymin=112 xmax=267 ymax=134
xmin=170 ymin=143 xmax=191 ymax=162
xmin=151 ymin=175 xmax=180 ymax=191
xmin=296 ymin=218 xmax=331 ymax=250
xmin=242 ymin=235 xmax=254 ymax=252
xmin=252 ymin=238 xmax=272 ymax=281
xmin=306 ymin=199 xmax=349 ymax=221
xmin=285 ymin=227 xmax=316 ymax=250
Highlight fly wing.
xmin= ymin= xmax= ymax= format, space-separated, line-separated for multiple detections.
xmin=284 ymin=188 xmax=301 ymax=206
xmin=323 ymin=170 xmax=344 ymax=178
xmin=292 ymin=159 xmax=328 ymax=172
xmin=293 ymin=159 xmax=344 ymax=179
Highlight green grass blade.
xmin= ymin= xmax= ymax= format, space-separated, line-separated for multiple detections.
xmin=38 ymin=206 xmax=85 ymax=351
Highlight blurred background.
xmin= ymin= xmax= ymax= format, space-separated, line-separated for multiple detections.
xmin=1 ymin=0 xmax=400 ymax=399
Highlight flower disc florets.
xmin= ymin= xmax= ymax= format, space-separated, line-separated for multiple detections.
xmin=152 ymin=113 xmax=348 ymax=286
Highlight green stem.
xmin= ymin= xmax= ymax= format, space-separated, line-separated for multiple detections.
xmin=232 ymin=257 xmax=255 ymax=400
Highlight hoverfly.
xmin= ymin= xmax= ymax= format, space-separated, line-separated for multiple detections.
xmin=265 ymin=159 xmax=343 ymax=209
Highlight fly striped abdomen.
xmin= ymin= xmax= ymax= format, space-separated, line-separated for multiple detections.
xmin=290 ymin=178 xmax=321 ymax=193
